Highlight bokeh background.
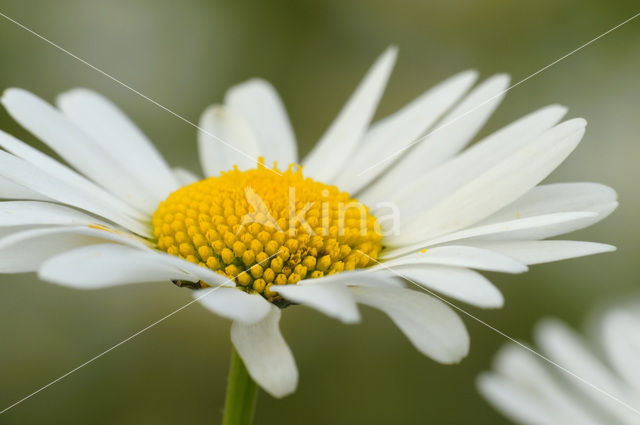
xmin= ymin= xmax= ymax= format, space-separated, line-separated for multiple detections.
xmin=0 ymin=0 xmax=638 ymax=424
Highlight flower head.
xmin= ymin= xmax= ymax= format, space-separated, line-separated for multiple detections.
xmin=478 ymin=301 xmax=640 ymax=424
xmin=152 ymin=160 xmax=382 ymax=296
xmin=0 ymin=47 xmax=616 ymax=398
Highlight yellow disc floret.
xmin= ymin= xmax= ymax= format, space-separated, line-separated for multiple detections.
xmin=152 ymin=160 xmax=382 ymax=301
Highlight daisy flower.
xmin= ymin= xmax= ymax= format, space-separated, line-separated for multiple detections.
xmin=0 ymin=47 xmax=616 ymax=400
xmin=478 ymin=301 xmax=640 ymax=425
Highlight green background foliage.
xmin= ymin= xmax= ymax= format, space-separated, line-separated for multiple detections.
xmin=0 ymin=1 xmax=638 ymax=423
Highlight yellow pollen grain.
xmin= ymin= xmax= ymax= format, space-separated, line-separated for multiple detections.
xmin=152 ymin=159 xmax=382 ymax=301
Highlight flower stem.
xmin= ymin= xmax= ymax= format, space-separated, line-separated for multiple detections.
xmin=222 ymin=348 xmax=258 ymax=425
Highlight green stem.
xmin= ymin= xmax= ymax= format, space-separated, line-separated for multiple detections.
xmin=222 ymin=348 xmax=258 ymax=425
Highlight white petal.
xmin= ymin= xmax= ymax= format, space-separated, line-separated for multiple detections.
xmin=361 ymin=74 xmax=511 ymax=204
xmin=139 ymin=251 xmax=231 ymax=286
xmin=534 ymin=319 xmax=635 ymax=421
xmin=377 ymin=104 xmax=567 ymax=211
xmin=0 ymin=201 xmax=107 ymax=227
xmin=57 ymin=88 xmax=179 ymax=200
xmin=0 ymin=151 xmax=151 ymax=237
xmin=301 ymin=268 xmax=403 ymax=289
xmin=518 ymin=202 xmax=618 ymax=240
xmin=333 ymin=70 xmax=478 ymax=193
xmin=466 ymin=182 xmax=619 ymax=246
xmin=303 ymin=47 xmax=397 ymax=182
xmin=382 ymin=211 xmax=598 ymax=259
xmin=34 ymin=237 xmax=235 ymax=286
xmin=461 ymin=240 xmax=616 ymax=265
xmin=2 ymin=89 xmax=158 ymax=214
xmin=231 ymin=307 xmax=298 ymax=398
xmin=0 ymin=225 xmax=38 ymax=240
xmin=172 ymin=167 xmax=200 ymax=186
xmin=0 ymin=226 xmax=147 ymax=273
xmin=350 ymin=286 xmax=469 ymax=363
xmin=461 ymin=205 xmax=616 ymax=244
xmin=378 ymin=245 xmax=527 ymax=273
xmin=480 ymin=182 xmax=618 ymax=226
xmin=601 ymin=309 xmax=640 ymax=390
xmin=481 ymin=344 xmax=603 ymax=425
xmin=224 ymin=79 xmax=297 ymax=166
xmin=478 ymin=372 xmax=562 ymax=425
xmin=0 ymin=129 xmax=147 ymax=220
xmin=195 ymin=288 xmax=271 ymax=323
xmin=39 ymin=243 xmax=197 ymax=288
xmin=389 ymin=119 xmax=586 ymax=245
xmin=0 ymin=175 xmax=48 ymax=200
xmin=272 ymin=281 xmax=360 ymax=323
xmin=197 ymin=105 xmax=261 ymax=176
xmin=493 ymin=343 xmax=558 ymax=387
xmin=392 ymin=265 xmax=504 ymax=308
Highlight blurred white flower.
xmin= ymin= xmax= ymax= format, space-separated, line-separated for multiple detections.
xmin=0 ymin=47 xmax=616 ymax=398
xmin=478 ymin=302 xmax=640 ymax=424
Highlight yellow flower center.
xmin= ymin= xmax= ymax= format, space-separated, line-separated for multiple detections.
xmin=152 ymin=160 xmax=382 ymax=301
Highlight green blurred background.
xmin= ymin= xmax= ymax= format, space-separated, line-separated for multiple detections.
xmin=0 ymin=1 xmax=638 ymax=424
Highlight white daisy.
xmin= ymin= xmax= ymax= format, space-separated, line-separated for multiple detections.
xmin=0 ymin=47 xmax=616 ymax=398
xmin=478 ymin=301 xmax=640 ymax=425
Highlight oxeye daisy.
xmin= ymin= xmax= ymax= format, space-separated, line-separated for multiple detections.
xmin=478 ymin=301 xmax=640 ymax=425
xmin=0 ymin=47 xmax=616 ymax=408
